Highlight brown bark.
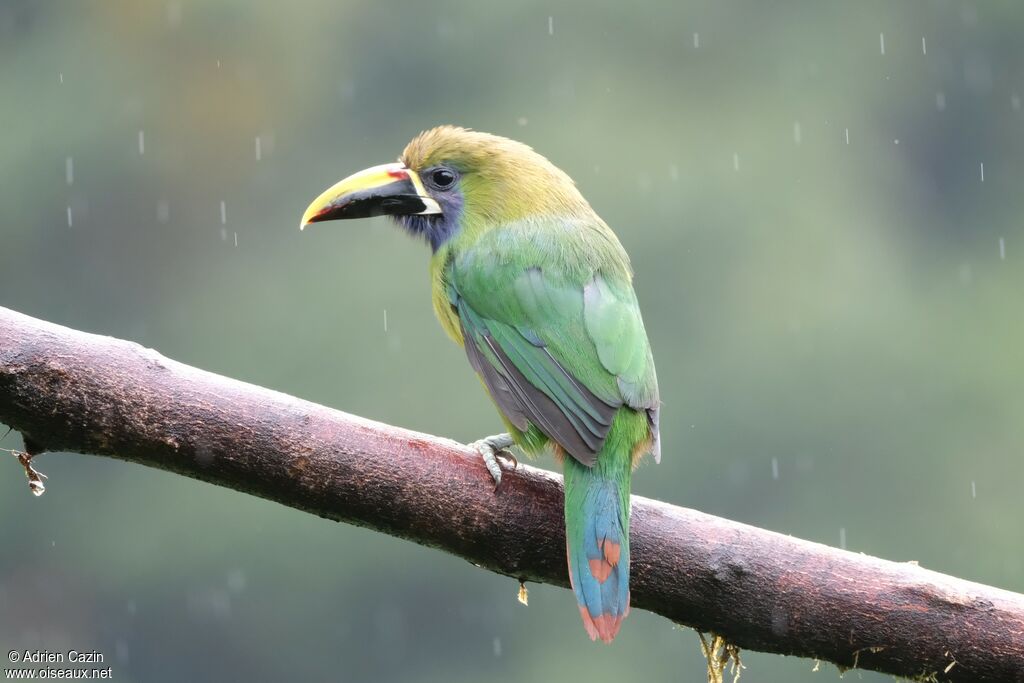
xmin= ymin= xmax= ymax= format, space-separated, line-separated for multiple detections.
xmin=0 ymin=305 xmax=1021 ymax=681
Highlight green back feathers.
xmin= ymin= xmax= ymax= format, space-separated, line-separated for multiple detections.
xmin=445 ymin=212 xmax=659 ymax=466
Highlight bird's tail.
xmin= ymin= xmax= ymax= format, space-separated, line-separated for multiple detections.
xmin=563 ymin=415 xmax=635 ymax=643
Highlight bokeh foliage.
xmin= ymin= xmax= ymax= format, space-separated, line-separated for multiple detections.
xmin=1 ymin=2 xmax=1022 ymax=681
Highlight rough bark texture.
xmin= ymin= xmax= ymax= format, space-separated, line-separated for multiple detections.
xmin=1 ymin=305 xmax=1022 ymax=681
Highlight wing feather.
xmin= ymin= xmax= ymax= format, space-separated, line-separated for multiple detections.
xmin=449 ymin=219 xmax=660 ymax=465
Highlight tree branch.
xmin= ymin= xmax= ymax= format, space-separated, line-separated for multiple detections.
xmin=1 ymin=305 xmax=1021 ymax=681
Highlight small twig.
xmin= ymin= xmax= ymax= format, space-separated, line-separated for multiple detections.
xmin=3 ymin=446 xmax=47 ymax=496
xmin=698 ymin=631 xmax=744 ymax=683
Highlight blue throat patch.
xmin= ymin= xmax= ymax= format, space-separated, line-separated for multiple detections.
xmin=394 ymin=190 xmax=462 ymax=251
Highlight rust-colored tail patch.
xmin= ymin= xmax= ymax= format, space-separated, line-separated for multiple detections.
xmin=578 ymin=603 xmax=628 ymax=643
xmin=588 ymin=538 xmax=621 ymax=583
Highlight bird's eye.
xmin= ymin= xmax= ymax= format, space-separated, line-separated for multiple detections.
xmin=429 ymin=167 xmax=457 ymax=189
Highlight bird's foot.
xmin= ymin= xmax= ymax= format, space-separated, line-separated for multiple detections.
xmin=470 ymin=433 xmax=517 ymax=490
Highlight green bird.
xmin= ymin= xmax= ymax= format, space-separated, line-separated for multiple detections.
xmin=301 ymin=127 xmax=660 ymax=643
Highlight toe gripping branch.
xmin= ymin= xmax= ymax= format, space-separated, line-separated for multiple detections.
xmin=472 ymin=433 xmax=518 ymax=490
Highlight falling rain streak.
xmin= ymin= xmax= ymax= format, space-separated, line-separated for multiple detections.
xmin=936 ymin=91 xmax=946 ymax=111
xmin=921 ymin=37 xmax=927 ymax=55
xmin=771 ymin=457 xmax=779 ymax=480
xmin=732 ymin=153 xmax=740 ymax=171
xmin=839 ymin=527 xmax=847 ymax=550
xmin=979 ymin=162 xmax=985 ymax=182
xmin=971 ymin=481 xmax=977 ymax=499
xmin=999 ymin=237 xmax=1006 ymax=260
xmin=383 ymin=309 xmax=389 ymax=333
xmin=793 ymin=121 xmax=802 ymax=144
xmin=65 ymin=157 xmax=74 ymax=185
xmin=845 ymin=128 xmax=850 ymax=145
xmin=220 ymin=200 xmax=227 ymax=224
xmin=138 ymin=130 xmax=145 ymax=155
xmin=879 ymin=33 xmax=885 ymax=55
xmin=548 ymin=16 xmax=553 ymax=35
xmin=255 ymin=136 xmax=262 ymax=161
xmin=693 ymin=33 xmax=700 ymax=49
xmin=66 ymin=206 xmax=73 ymax=227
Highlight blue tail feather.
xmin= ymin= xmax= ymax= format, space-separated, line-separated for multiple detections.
xmin=564 ymin=455 xmax=631 ymax=643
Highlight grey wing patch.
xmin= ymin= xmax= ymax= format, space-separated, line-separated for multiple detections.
xmin=459 ymin=317 xmax=618 ymax=467
xmin=647 ymin=406 xmax=661 ymax=464
xmin=461 ymin=322 xmax=530 ymax=433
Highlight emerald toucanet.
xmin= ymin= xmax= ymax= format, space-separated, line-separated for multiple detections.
xmin=301 ymin=127 xmax=660 ymax=643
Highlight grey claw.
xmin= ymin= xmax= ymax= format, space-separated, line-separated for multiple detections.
xmin=471 ymin=434 xmax=516 ymax=489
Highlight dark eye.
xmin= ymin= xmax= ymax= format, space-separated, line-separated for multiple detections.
xmin=429 ymin=167 xmax=457 ymax=189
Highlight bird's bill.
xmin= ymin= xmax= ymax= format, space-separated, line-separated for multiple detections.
xmin=300 ymin=162 xmax=441 ymax=230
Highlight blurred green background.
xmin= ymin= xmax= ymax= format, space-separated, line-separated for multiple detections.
xmin=1 ymin=2 xmax=1022 ymax=681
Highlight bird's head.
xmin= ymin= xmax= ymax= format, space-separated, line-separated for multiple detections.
xmin=300 ymin=126 xmax=590 ymax=250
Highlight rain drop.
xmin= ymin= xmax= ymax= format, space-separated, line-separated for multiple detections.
xmin=771 ymin=457 xmax=779 ymax=480
xmin=979 ymin=162 xmax=984 ymax=182
xmin=516 ymin=117 xmax=528 ymax=126
xmin=936 ymin=91 xmax=946 ymax=111
xmin=66 ymin=206 xmax=73 ymax=227
xmin=999 ymin=237 xmax=1005 ymax=260
xmin=669 ymin=164 xmax=679 ymax=181
xmin=792 ymin=121 xmax=802 ymax=145
xmin=492 ymin=637 xmax=502 ymax=657
xmin=58 ymin=72 xmax=64 ymax=84
xmin=548 ymin=16 xmax=554 ymax=36
xmin=138 ymin=130 xmax=145 ymax=155
xmin=65 ymin=157 xmax=74 ymax=185
xmin=693 ymin=32 xmax=700 ymax=49
xmin=839 ymin=527 xmax=847 ymax=550
xmin=1013 ymin=94 xmax=1021 ymax=111
xmin=921 ymin=37 xmax=927 ymax=55
xmin=732 ymin=152 xmax=740 ymax=171
xmin=971 ymin=481 xmax=977 ymax=499
xmin=220 ymin=200 xmax=227 ymax=224
xmin=845 ymin=128 xmax=850 ymax=145
xmin=383 ymin=308 xmax=389 ymax=333
xmin=255 ymin=136 xmax=262 ymax=161
xmin=233 ymin=232 xmax=238 ymax=247
xmin=879 ymin=33 xmax=885 ymax=55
